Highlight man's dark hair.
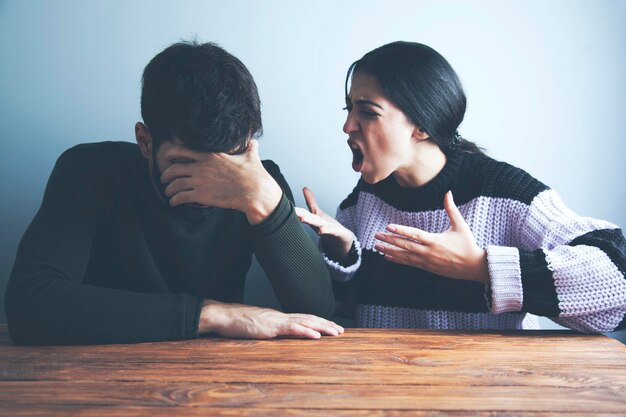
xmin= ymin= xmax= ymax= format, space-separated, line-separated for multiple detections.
xmin=141 ymin=41 xmax=262 ymax=154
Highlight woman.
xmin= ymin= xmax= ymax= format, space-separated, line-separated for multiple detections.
xmin=296 ymin=41 xmax=626 ymax=332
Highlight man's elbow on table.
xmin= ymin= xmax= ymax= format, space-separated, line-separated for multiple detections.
xmin=4 ymin=276 xmax=70 ymax=346
xmin=5 ymin=289 xmax=43 ymax=346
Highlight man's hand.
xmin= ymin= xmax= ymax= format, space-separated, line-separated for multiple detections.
xmin=198 ymin=300 xmax=345 ymax=339
xmin=160 ymin=140 xmax=282 ymax=225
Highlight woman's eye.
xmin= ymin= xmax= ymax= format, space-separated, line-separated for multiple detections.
xmin=360 ymin=109 xmax=379 ymax=118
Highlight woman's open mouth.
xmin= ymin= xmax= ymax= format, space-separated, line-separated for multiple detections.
xmin=348 ymin=139 xmax=364 ymax=172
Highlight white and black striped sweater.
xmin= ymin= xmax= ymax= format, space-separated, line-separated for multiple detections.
xmin=325 ymin=150 xmax=626 ymax=333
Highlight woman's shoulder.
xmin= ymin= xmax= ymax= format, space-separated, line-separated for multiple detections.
xmin=338 ymin=179 xmax=366 ymax=211
xmin=457 ymin=151 xmax=550 ymax=205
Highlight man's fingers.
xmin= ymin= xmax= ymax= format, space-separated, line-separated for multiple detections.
xmin=303 ymin=187 xmax=321 ymax=215
xmin=291 ymin=315 xmax=344 ymax=336
xmin=298 ymin=320 xmax=342 ymax=336
xmin=164 ymin=177 xmax=194 ymax=198
xmin=162 ymin=145 xmax=204 ymax=163
xmin=160 ymin=163 xmax=196 ymax=184
xmin=281 ymin=323 xmax=321 ymax=339
xmin=168 ymin=190 xmax=199 ymax=206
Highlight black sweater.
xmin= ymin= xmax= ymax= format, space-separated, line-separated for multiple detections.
xmin=5 ymin=142 xmax=335 ymax=345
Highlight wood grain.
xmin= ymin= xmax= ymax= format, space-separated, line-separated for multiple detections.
xmin=1 ymin=324 xmax=625 ymax=416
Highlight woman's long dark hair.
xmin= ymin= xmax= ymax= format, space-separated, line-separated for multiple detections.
xmin=346 ymin=41 xmax=484 ymax=154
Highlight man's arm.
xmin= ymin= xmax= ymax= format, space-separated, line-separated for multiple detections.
xmin=248 ymin=162 xmax=336 ymax=318
xmin=5 ymin=147 xmax=204 ymax=345
xmin=161 ymin=140 xmax=336 ymax=319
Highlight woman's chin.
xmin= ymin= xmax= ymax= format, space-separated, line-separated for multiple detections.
xmin=361 ymin=172 xmax=384 ymax=185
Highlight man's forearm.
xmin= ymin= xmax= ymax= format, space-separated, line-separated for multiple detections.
xmin=6 ymin=275 xmax=203 ymax=345
xmin=250 ymin=196 xmax=335 ymax=318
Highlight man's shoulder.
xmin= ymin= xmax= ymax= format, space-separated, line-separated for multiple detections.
xmin=261 ymin=159 xmax=284 ymax=183
xmin=43 ymin=142 xmax=142 ymax=213
xmin=260 ymin=159 xmax=295 ymax=203
xmin=261 ymin=159 xmax=280 ymax=173
xmin=51 ymin=142 xmax=144 ymax=201
xmin=61 ymin=141 xmax=139 ymax=161
xmin=57 ymin=141 xmax=141 ymax=174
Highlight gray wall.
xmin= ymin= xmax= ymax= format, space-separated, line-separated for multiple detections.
xmin=1 ymin=1 xmax=625 ymax=340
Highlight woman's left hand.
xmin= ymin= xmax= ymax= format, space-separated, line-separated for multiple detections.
xmin=374 ymin=191 xmax=489 ymax=283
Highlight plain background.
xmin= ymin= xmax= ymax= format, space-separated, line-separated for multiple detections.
xmin=1 ymin=0 xmax=625 ymax=341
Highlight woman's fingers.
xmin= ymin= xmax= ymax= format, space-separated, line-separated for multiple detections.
xmin=295 ymin=207 xmax=326 ymax=228
xmin=374 ymin=242 xmax=424 ymax=266
xmin=443 ymin=190 xmax=467 ymax=230
xmin=374 ymin=233 xmax=427 ymax=255
xmin=295 ymin=207 xmax=346 ymax=238
xmin=303 ymin=187 xmax=322 ymax=215
xmin=384 ymin=224 xmax=434 ymax=246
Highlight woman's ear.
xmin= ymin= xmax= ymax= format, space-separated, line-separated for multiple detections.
xmin=413 ymin=126 xmax=430 ymax=141
xmin=135 ymin=122 xmax=153 ymax=159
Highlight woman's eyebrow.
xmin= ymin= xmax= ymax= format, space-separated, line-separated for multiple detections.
xmin=354 ymin=99 xmax=383 ymax=109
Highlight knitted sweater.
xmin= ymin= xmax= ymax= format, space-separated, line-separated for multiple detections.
xmin=6 ymin=142 xmax=335 ymax=345
xmin=325 ymin=150 xmax=626 ymax=333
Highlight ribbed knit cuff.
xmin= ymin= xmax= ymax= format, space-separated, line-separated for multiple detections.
xmin=486 ymin=245 xmax=523 ymax=313
xmin=248 ymin=192 xmax=290 ymax=238
xmin=322 ymin=236 xmax=362 ymax=282
xmin=184 ymin=295 xmax=205 ymax=339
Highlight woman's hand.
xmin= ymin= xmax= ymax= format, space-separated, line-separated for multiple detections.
xmin=295 ymin=187 xmax=354 ymax=261
xmin=374 ymin=191 xmax=489 ymax=283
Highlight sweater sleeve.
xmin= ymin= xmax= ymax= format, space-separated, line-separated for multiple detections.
xmin=320 ymin=204 xmax=362 ymax=283
xmin=248 ymin=161 xmax=335 ymax=318
xmin=486 ymin=189 xmax=626 ymax=333
xmin=5 ymin=147 xmax=204 ymax=345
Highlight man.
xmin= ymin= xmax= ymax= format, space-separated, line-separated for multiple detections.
xmin=5 ymin=41 xmax=342 ymax=345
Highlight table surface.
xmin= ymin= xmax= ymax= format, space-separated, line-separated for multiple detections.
xmin=1 ymin=324 xmax=625 ymax=416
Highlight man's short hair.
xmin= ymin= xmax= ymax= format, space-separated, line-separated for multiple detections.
xmin=141 ymin=41 xmax=262 ymax=154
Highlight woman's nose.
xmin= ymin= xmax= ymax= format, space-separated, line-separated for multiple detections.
xmin=343 ymin=113 xmax=357 ymax=134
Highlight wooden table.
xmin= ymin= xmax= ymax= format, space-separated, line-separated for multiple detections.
xmin=0 ymin=324 xmax=625 ymax=416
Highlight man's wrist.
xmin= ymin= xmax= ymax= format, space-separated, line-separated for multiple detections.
xmin=198 ymin=299 xmax=227 ymax=334
xmin=244 ymin=175 xmax=283 ymax=225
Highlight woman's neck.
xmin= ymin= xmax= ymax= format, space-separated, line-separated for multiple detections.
xmin=393 ymin=140 xmax=447 ymax=188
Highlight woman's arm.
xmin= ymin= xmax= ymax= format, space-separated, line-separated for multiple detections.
xmin=495 ymin=189 xmax=626 ymax=333
xmin=295 ymin=187 xmax=362 ymax=283
xmin=376 ymin=188 xmax=626 ymax=333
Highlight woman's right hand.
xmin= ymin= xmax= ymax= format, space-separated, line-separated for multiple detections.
xmin=295 ymin=187 xmax=354 ymax=261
